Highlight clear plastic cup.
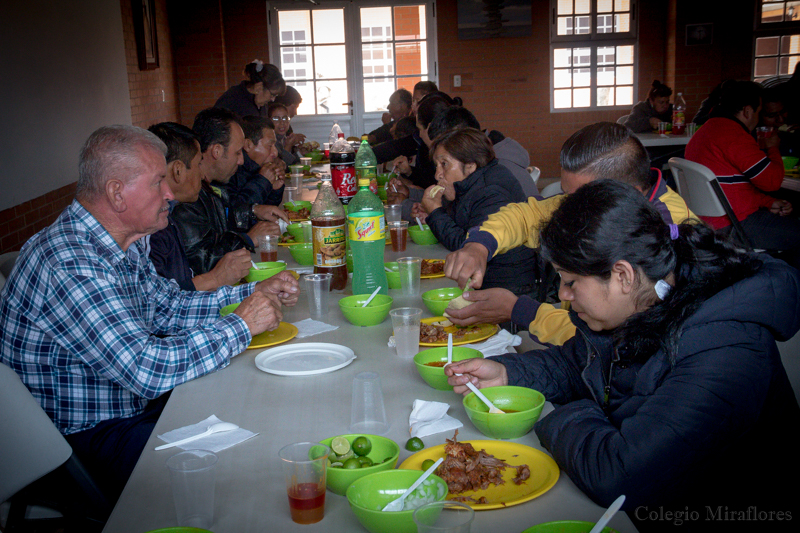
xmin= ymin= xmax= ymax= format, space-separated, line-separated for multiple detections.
xmin=413 ymin=501 xmax=475 ymax=532
xmin=258 ymin=234 xmax=279 ymax=263
xmin=388 ymin=221 xmax=408 ymax=252
xmin=300 ymin=221 xmax=313 ymax=243
xmin=397 ymin=257 xmax=422 ymax=298
xmin=304 ymin=273 xmax=332 ymax=319
xmin=390 ymin=307 xmax=422 ymax=358
xmin=350 ymin=371 xmax=390 ymax=434
xmin=278 ymin=442 xmax=330 ymax=524
xmin=166 ymin=450 xmax=217 ymax=529
xmin=658 ymin=122 xmax=669 ymax=134
xmin=385 ymin=204 xmax=403 ymax=224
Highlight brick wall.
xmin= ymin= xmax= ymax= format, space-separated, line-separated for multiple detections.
xmin=0 ymin=183 xmax=76 ymax=254
xmin=222 ymin=0 xmax=271 ymax=92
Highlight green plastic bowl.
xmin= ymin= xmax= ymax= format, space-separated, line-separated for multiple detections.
xmin=376 ymin=173 xmax=391 ymax=186
xmin=284 ymin=200 xmax=312 ymax=214
xmin=346 ymin=470 xmax=448 ymax=533
xmin=521 ymin=521 xmax=619 ymax=533
xmin=286 ymin=222 xmax=304 ymax=242
xmin=319 ymin=434 xmax=400 ymax=495
xmin=384 ymin=262 xmax=401 ymax=289
xmin=339 ymin=294 xmax=393 ymax=326
xmin=783 ymin=156 xmax=799 ymax=170
xmin=376 ymin=186 xmax=388 ymax=202
xmin=244 ymin=261 xmax=286 ymax=282
xmin=422 ymin=287 xmax=464 ymax=316
xmin=220 ymin=303 xmax=239 ymax=317
xmin=463 ymin=385 xmax=545 ymax=439
xmin=408 ymin=224 xmax=439 ymax=245
xmin=414 ymin=347 xmax=484 ymax=391
xmin=288 ymin=242 xmax=313 ymax=265
xmin=308 ymin=150 xmax=323 ymax=162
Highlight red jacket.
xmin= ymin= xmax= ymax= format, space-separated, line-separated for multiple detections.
xmin=684 ymin=117 xmax=784 ymax=229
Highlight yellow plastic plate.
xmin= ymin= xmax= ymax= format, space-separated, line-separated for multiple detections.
xmin=420 ymin=259 xmax=445 ymax=279
xmin=248 ymin=322 xmax=298 ymax=349
xmin=399 ymin=440 xmax=559 ymax=510
xmin=418 ymin=317 xmax=499 ymax=346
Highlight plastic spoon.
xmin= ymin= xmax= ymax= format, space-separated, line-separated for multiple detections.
xmin=588 ymin=495 xmax=626 ymax=533
xmin=447 ymin=333 xmax=453 ymax=365
xmin=362 ymin=286 xmax=382 ymax=307
xmin=415 ymin=217 xmax=425 ymax=231
xmin=382 ymin=457 xmax=444 ymax=512
xmin=251 ymin=260 xmax=260 ymax=270
xmin=445 ymin=333 xmax=504 ymax=414
xmin=155 ymin=422 xmax=239 ymax=451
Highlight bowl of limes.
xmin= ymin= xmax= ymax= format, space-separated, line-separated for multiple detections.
xmin=319 ymin=434 xmax=400 ymax=495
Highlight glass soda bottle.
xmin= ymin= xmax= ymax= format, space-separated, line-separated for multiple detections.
xmin=347 ymin=178 xmax=388 ymax=296
xmin=355 ymin=135 xmax=379 ymax=194
xmin=672 ymin=92 xmax=686 ymax=135
xmin=330 ymin=133 xmax=357 ymax=205
xmin=311 ymin=176 xmax=347 ymax=291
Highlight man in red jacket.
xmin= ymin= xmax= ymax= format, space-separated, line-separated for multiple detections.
xmin=685 ymin=80 xmax=799 ymax=269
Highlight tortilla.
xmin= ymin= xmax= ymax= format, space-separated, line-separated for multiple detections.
xmin=443 ymin=278 xmax=473 ymax=317
xmin=429 ymin=185 xmax=445 ymax=199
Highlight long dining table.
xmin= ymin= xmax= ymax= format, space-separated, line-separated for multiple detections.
xmin=102 ymin=233 xmax=639 ymax=533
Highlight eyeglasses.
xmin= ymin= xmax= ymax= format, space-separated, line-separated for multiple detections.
xmin=271 ymin=116 xmax=291 ymax=123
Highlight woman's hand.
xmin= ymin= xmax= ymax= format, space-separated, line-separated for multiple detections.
xmin=444 ymin=288 xmax=518 ymax=326
xmin=649 ymin=117 xmax=661 ymax=130
xmin=285 ymin=133 xmax=306 ymax=151
xmin=410 ymin=203 xmax=428 ymax=223
xmin=444 ymin=358 xmax=508 ymax=396
xmin=420 ymin=185 xmax=443 ymax=213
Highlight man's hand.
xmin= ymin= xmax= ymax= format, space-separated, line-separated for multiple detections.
xmin=285 ymin=133 xmax=306 ymax=151
xmin=253 ymin=205 xmax=289 ymax=223
xmin=255 ymin=270 xmax=300 ymax=306
xmin=233 ymin=291 xmax=283 ymax=335
xmin=386 ymin=177 xmax=409 ymax=199
xmin=410 ymin=203 xmax=428 ymax=223
xmin=381 ymin=112 xmax=392 ymax=125
xmin=445 ymin=242 xmax=489 ymax=289
xmin=444 ymin=288 xmax=518 ymax=326
xmin=764 ymin=133 xmax=781 ymax=150
xmin=259 ymin=162 xmax=285 ymax=189
xmin=420 ymin=185 xmax=443 ymax=214
xmin=444 ymin=357 xmax=508 ymax=396
xmin=770 ymin=199 xmax=793 ymax=216
xmin=649 ymin=117 xmax=660 ymax=130
xmin=247 ymin=221 xmax=280 ymax=243
xmin=391 ymin=156 xmax=412 ymax=177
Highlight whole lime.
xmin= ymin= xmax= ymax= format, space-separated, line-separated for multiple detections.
xmin=405 ymin=437 xmax=425 ymax=452
xmin=342 ymin=457 xmax=362 ymax=469
xmin=352 ymin=436 xmax=372 ymax=456
xmin=421 ymin=459 xmax=436 ymax=471
xmin=357 ymin=456 xmax=374 ymax=467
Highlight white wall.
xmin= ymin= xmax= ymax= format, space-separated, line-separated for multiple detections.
xmin=0 ymin=0 xmax=132 ymax=211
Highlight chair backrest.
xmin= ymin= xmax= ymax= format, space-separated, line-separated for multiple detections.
xmin=526 ymin=166 xmax=541 ymax=184
xmin=540 ymin=180 xmax=563 ymax=199
xmin=0 ymin=251 xmax=20 ymax=279
xmin=668 ymin=157 xmax=754 ymax=250
xmin=0 ymin=362 xmax=73 ymax=503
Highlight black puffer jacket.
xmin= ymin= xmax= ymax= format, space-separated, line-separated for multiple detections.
xmin=426 ymin=160 xmax=538 ymax=294
xmin=495 ymin=256 xmax=800 ymax=529
xmin=214 ymin=155 xmax=285 ymax=232
xmin=171 ymin=182 xmax=252 ymax=275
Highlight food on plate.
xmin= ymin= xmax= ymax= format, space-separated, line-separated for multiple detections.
xmin=429 ymin=185 xmax=445 ymax=198
xmin=420 ymin=259 xmax=444 ymax=276
xmin=436 ymin=430 xmax=530 ymax=495
xmin=419 ymin=322 xmax=480 ymax=343
xmin=286 ymin=207 xmax=311 ymax=221
xmin=280 ymin=232 xmax=297 ymax=244
xmin=298 ymin=141 xmax=321 ymax=153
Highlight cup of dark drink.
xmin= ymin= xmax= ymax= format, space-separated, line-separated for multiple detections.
xmin=388 ymin=220 xmax=408 ymax=252
xmin=258 ymin=234 xmax=279 ymax=262
xmin=324 ymin=142 xmax=330 ymax=159
xmin=279 ymin=442 xmax=331 ymax=524
xmin=756 ymin=126 xmax=773 ymax=150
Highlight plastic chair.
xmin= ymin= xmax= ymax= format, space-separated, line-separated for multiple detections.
xmin=0 ymin=362 xmax=109 ymax=531
xmin=667 ymin=157 xmax=754 ymax=251
xmin=526 ymin=166 xmax=541 ymax=185
xmin=540 ymin=180 xmax=563 ymax=199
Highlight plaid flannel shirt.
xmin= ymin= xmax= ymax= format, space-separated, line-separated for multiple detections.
xmin=0 ymin=200 xmax=253 ymax=435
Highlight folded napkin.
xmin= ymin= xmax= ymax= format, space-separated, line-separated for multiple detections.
xmin=293 ymin=318 xmax=339 ymax=338
xmin=157 ymin=415 xmax=257 ymax=453
xmin=409 ymin=399 xmax=462 ymax=439
xmin=462 ymin=329 xmax=521 ymax=357
xmin=278 ymin=219 xmax=288 ymax=234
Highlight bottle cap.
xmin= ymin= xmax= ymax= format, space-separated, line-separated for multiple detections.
xmin=338 ymin=133 xmax=345 ymax=138
xmin=358 ymin=178 xmax=370 ymax=187
xmin=361 ymin=134 xmax=368 ymax=140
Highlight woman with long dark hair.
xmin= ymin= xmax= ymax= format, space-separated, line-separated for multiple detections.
xmin=214 ymin=60 xmax=286 ymax=118
xmin=621 ymin=79 xmax=673 ymax=133
xmin=446 ymin=179 xmax=799 ymax=527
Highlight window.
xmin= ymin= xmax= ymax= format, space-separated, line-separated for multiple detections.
xmin=754 ymin=1 xmax=800 ymax=81
xmin=550 ymin=0 xmax=638 ymax=111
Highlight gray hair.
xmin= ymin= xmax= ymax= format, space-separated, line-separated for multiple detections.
xmin=77 ymin=125 xmax=167 ymax=201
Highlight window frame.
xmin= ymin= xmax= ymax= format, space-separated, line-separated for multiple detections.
xmin=752 ymin=1 xmax=800 ymax=81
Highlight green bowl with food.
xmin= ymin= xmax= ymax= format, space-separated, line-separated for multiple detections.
xmin=408 ymin=224 xmax=438 ymax=245
xmin=284 ymin=200 xmax=312 ymax=217
xmin=320 ymin=434 xmax=400 ymax=496
xmin=384 ymin=262 xmax=401 ymax=289
xmin=339 ymin=294 xmax=393 ymax=326
xmin=286 ymin=223 xmax=304 ymax=242
xmin=376 ymin=186 xmax=388 ymax=202
xmin=288 ymin=242 xmax=313 ymax=265
xmin=783 ymin=156 xmax=799 ymax=170
xmin=463 ymin=385 xmax=545 ymax=439
xmin=308 ymin=150 xmax=323 ymax=162
xmin=376 ymin=173 xmax=391 ymax=186
xmin=414 ymin=347 xmax=484 ymax=391
xmin=244 ymin=261 xmax=286 ymax=282
xmin=422 ymin=287 xmax=464 ymax=316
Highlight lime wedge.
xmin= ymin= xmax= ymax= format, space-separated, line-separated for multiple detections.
xmin=331 ymin=436 xmax=351 ymax=456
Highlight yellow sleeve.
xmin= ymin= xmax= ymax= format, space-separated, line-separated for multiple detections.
xmin=528 ymin=302 xmax=576 ymax=346
xmin=661 ymin=187 xmax=698 ymax=223
xmin=478 ymin=196 xmax=565 ymax=256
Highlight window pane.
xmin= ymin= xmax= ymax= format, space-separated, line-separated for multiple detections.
xmin=755 ymin=56 xmax=778 ymax=77
xmin=788 ymin=2 xmax=800 ymax=21
xmin=395 ymin=5 xmax=426 ymax=40
xmin=616 ymin=0 xmax=630 ymax=11
xmin=762 ymin=2 xmax=784 ymax=23
xmin=598 ymin=86 xmax=614 ymax=106
xmin=781 ymin=34 xmax=800 ymax=54
xmin=279 ymin=11 xmax=311 ymax=45
xmin=554 ymin=68 xmax=572 ymax=88
xmin=554 ymin=88 xmax=572 ymax=108
xmin=557 ymin=17 xmax=572 ymax=36
xmin=576 ymin=16 xmax=591 ymax=33
xmin=597 ymin=15 xmax=613 ymax=33
xmin=396 ymin=41 xmax=427 ymax=76
xmin=597 ymin=66 xmax=615 ymax=86
xmin=554 ymin=48 xmax=572 ymax=68
xmin=598 ymin=0 xmax=613 ymax=13
xmin=597 ymin=46 xmax=615 ymax=65
xmin=362 ymin=43 xmax=393 ymax=76
xmin=314 ymin=45 xmax=347 ymax=78
xmin=575 ymin=0 xmax=590 ymax=14
xmin=617 ymin=45 xmax=634 ymax=64
xmin=573 ymin=48 xmax=591 ymax=66
xmin=574 ymin=88 xmax=591 ymax=107
xmin=756 ymin=36 xmax=780 ymax=56
xmin=616 ymin=13 xmax=630 ymax=32
xmin=363 ymin=77 xmax=395 ymax=112
xmin=617 ymin=85 xmax=633 ymax=106
xmin=574 ymin=68 xmax=591 ymax=87
xmin=557 ymin=0 xmax=573 ymax=16
xmin=313 ymin=9 xmax=345 ymax=43
xmin=295 ymin=83 xmax=316 ymax=116
xmin=315 ymin=79 xmax=348 ymax=114
xmin=617 ymin=65 xmax=634 ymax=85
xmin=361 ymin=7 xmax=392 ymax=42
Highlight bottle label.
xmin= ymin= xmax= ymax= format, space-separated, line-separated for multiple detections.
xmin=331 ymin=162 xmax=357 ymax=201
xmin=312 ymin=223 xmax=346 ymax=267
xmin=348 ymin=214 xmax=385 ymax=241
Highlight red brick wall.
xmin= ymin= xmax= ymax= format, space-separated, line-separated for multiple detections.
xmin=222 ymin=0 xmax=271 ymax=91
xmin=0 ymin=184 xmax=76 ymax=254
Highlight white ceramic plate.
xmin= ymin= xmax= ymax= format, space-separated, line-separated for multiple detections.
xmin=254 ymin=343 xmax=356 ymax=376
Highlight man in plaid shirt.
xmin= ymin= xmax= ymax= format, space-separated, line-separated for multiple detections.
xmin=0 ymin=125 xmax=298 ymax=503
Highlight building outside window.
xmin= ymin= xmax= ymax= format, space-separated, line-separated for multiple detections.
xmin=754 ymin=1 xmax=800 ymax=82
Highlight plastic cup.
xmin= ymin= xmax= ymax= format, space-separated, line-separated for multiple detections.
xmin=324 ymin=143 xmax=330 ymax=158
xmin=388 ymin=221 xmax=408 ymax=252
xmin=300 ymin=221 xmax=313 ymax=243
xmin=289 ymin=164 xmax=304 ymax=175
xmin=757 ymin=126 xmax=774 ymax=149
xmin=685 ymin=122 xmax=697 ymax=136
xmin=350 ymin=371 xmax=390 ymax=434
xmin=166 ymin=450 xmax=217 ymax=529
xmin=286 ymin=175 xmax=302 ymax=202
xmin=300 ymin=157 xmax=312 ymax=167
xmin=304 ymin=273 xmax=332 ymax=319
xmin=397 ymin=256 xmax=422 ymax=298
xmin=258 ymin=234 xmax=279 ymax=263
xmin=657 ymin=122 xmax=669 ymax=134
xmin=413 ymin=501 xmax=475 ymax=533
xmin=390 ymin=307 xmax=422 ymax=358
xmin=278 ymin=442 xmax=330 ymax=525
xmin=385 ymin=204 xmax=403 ymax=224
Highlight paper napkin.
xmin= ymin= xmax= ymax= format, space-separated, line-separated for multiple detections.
xmin=409 ymin=399 xmax=463 ymax=439
xmin=293 ymin=318 xmax=339 ymax=338
xmin=157 ymin=415 xmax=257 ymax=453
xmin=462 ymin=329 xmax=521 ymax=357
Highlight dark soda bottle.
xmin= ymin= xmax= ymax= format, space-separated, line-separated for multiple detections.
xmin=330 ymin=133 xmax=356 ymax=205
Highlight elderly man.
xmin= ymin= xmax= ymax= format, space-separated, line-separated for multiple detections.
xmin=0 ymin=125 xmax=299 ymax=502
xmin=172 ymin=107 xmax=281 ymax=276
